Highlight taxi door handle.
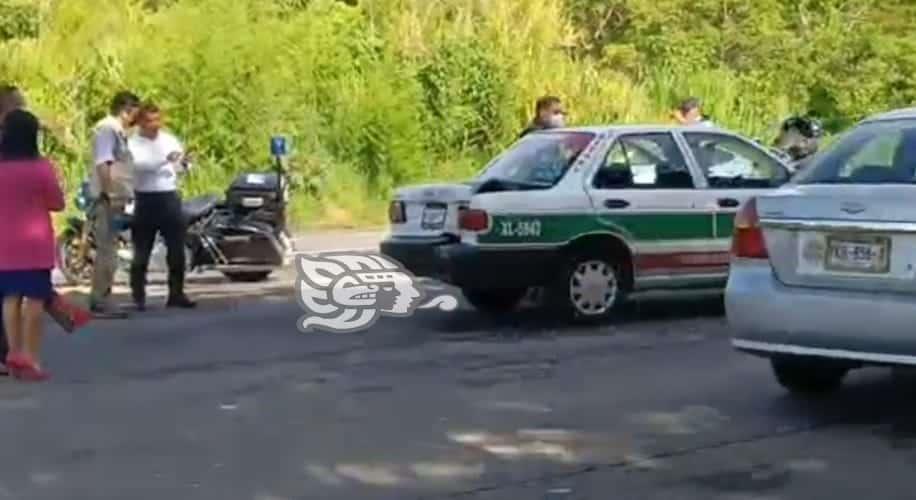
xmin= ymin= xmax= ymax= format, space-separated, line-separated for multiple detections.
xmin=717 ymin=198 xmax=740 ymax=208
xmin=604 ymin=199 xmax=630 ymax=209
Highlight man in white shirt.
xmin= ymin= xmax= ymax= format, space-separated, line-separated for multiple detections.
xmin=127 ymin=102 xmax=196 ymax=311
xmin=89 ymin=91 xmax=140 ymax=318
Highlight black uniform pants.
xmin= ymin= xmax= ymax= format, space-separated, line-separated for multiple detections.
xmin=130 ymin=191 xmax=186 ymax=303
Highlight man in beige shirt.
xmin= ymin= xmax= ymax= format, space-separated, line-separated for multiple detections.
xmin=88 ymin=91 xmax=141 ymax=318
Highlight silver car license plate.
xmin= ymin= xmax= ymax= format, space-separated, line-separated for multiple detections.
xmin=824 ymin=235 xmax=890 ymax=274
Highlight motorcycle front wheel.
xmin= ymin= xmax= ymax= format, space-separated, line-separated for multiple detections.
xmin=57 ymin=232 xmax=94 ymax=286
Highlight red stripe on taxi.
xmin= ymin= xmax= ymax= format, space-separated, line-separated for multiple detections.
xmin=635 ymin=251 xmax=730 ymax=271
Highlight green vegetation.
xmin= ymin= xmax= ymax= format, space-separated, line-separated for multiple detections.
xmin=2 ymin=0 xmax=915 ymax=228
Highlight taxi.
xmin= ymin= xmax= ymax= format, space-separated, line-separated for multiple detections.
xmin=381 ymin=124 xmax=793 ymax=321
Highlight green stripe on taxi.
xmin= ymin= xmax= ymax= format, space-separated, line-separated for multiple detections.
xmin=479 ymin=213 xmax=713 ymax=245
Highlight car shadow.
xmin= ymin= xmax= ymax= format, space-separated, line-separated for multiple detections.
xmin=765 ymin=369 xmax=916 ymax=448
xmin=411 ymin=289 xmax=726 ymax=340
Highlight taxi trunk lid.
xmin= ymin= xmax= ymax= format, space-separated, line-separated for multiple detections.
xmin=757 ymin=184 xmax=916 ymax=294
xmin=388 ymin=183 xmax=473 ymax=237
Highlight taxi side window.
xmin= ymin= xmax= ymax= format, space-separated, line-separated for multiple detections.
xmin=593 ymin=133 xmax=694 ymax=190
xmin=684 ymin=132 xmax=789 ymax=188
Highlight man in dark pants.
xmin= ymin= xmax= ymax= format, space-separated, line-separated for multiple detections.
xmin=127 ymin=103 xmax=196 ymax=311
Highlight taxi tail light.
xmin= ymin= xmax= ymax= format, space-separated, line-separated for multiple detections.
xmin=732 ymin=197 xmax=768 ymax=259
xmin=459 ymin=208 xmax=489 ymax=231
xmin=388 ymin=200 xmax=406 ymax=224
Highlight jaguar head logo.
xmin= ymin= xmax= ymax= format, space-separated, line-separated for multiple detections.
xmin=295 ymin=252 xmax=458 ymax=333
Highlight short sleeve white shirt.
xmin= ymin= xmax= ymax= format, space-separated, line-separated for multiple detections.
xmin=128 ymin=130 xmax=185 ymax=193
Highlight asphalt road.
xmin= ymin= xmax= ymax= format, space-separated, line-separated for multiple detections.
xmin=5 ymin=235 xmax=916 ymax=499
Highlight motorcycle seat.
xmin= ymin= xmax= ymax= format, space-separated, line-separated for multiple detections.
xmin=182 ymin=194 xmax=220 ymax=223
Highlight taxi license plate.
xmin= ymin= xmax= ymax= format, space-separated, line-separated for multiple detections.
xmin=824 ymin=235 xmax=890 ymax=273
xmin=421 ymin=204 xmax=447 ymax=230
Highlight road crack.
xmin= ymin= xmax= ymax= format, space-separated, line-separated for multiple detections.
xmin=420 ymin=418 xmax=883 ymax=498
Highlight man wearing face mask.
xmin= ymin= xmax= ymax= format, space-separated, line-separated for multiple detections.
xmin=519 ymin=96 xmax=567 ymax=138
xmin=672 ymin=97 xmax=715 ymax=127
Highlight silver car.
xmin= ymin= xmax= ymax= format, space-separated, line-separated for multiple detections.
xmin=727 ymin=107 xmax=916 ymax=395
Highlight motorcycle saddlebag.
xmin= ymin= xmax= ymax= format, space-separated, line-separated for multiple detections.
xmin=226 ymin=172 xmax=282 ymax=211
xmin=209 ymin=216 xmax=284 ymax=267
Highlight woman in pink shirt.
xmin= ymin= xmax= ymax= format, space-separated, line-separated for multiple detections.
xmin=0 ymin=109 xmax=65 ymax=381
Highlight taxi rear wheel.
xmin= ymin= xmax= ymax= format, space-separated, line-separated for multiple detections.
xmin=771 ymin=357 xmax=848 ymax=396
xmin=463 ymin=288 xmax=528 ymax=315
xmin=550 ymin=251 xmax=628 ymax=323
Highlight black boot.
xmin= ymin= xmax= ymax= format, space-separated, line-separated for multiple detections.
xmin=166 ymin=263 xmax=195 ymax=308
xmin=167 ymin=295 xmax=196 ymax=309
xmin=129 ymin=270 xmax=146 ymax=312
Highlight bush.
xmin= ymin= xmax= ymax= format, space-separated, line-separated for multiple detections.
xmin=417 ymin=36 xmax=514 ymax=155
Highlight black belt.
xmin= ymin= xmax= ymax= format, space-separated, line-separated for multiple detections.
xmin=135 ymin=190 xmax=179 ymax=196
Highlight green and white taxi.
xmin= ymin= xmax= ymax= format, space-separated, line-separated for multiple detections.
xmin=380 ymin=125 xmax=794 ymax=321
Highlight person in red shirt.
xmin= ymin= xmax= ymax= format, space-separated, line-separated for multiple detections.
xmin=0 ymin=109 xmax=65 ymax=381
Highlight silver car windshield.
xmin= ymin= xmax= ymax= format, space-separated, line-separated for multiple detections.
xmin=476 ymin=131 xmax=596 ymax=187
xmin=794 ymin=118 xmax=916 ymax=184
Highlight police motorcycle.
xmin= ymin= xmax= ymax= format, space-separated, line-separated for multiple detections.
xmin=183 ymin=154 xmax=294 ymax=283
xmin=771 ymin=115 xmax=824 ymax=172
xmin=56 ymin=137 xmax=294 ymax=285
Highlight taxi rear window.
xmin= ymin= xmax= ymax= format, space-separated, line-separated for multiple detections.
xmin=477 ymin=131 xmax=596 ymax=187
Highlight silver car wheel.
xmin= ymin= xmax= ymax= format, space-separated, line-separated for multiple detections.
xmin=569 ymin=259 xmax=618 ymax=316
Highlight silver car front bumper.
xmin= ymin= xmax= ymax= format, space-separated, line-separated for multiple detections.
xmin=726 ymin=258 xmax=916 ymax=366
